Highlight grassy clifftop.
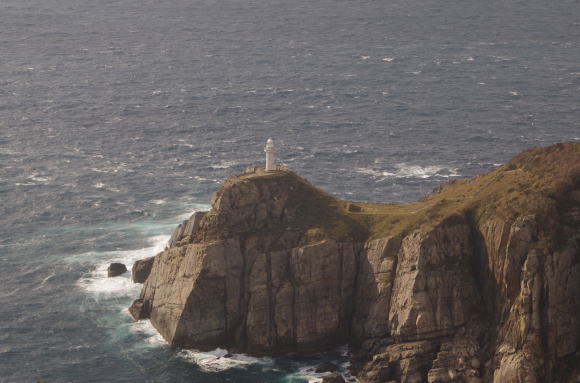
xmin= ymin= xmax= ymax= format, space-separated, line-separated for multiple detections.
xmin=215 ymin=142 xmax=579 ymax=243
xmin=216 ymin=165 xmax=367 ymax=241
xmin=353 ymin=142 xmax=579 ymax=240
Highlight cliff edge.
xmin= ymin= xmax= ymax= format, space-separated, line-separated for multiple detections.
xmin=131 ymin=142 xmax=580 ymax=383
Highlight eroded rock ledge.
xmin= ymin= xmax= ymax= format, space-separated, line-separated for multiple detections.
xmin=130 ymin=142 xmax=580 ymax=383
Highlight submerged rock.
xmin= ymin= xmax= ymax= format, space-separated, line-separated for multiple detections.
xmin=132 ymin=256 xmax=155 ymax=283
xmin=107 ymin=262 xmax=127 ymax=277
xmin=131 ymin=143 xmax=580 ymax=382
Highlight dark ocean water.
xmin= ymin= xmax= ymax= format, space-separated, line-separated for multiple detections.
xmin=1 ymin=0 xmax=579 ymax=381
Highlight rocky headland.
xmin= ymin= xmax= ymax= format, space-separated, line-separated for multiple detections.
xmin=130 ymin=142 xmax=580 ymax=383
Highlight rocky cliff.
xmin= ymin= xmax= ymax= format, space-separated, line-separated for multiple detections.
xmin=130 ymin=142 xmax=580 ymax=383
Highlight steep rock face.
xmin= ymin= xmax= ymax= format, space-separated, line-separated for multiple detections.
xmin=132 ymin=143 xmax=580 ymax=382
xmin=138 ymin=168 xmax=364 ymax=353
xmin=356 ymin=209 xmax=580 ymax=383
xmin=476 ymin=216 xmax=580 ymax=383
xmin=354 ymin=215 xmax=487 ymax=383
xmin=140 ymin=235 xmax=361 ymax=352
xmin=388 ymin=214 xmax=482 ymax=342
xmin=351 ymin=236 xmax=401 ymax=341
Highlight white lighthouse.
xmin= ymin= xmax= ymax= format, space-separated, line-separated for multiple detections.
xmin=264 ymin=138 xmax=277 ymax=171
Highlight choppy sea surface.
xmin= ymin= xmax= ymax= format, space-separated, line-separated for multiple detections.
xmin=1 ymin=0 xmax=579 ymax=381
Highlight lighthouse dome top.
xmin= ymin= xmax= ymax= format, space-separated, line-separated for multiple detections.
xmin=266 ymin=138 xmax=274 ymax=147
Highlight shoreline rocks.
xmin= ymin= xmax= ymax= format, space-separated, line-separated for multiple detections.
xmin=107 ymin=262 xmax=127 ymax=277
xmin=129 ymin=299 xmax=150 ymax=321
xmin=132 ymin=256 xmax=155 ymax=283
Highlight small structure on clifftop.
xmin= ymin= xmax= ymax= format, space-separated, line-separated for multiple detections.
xmin=265 ymin=138 xmax=277 ymax=171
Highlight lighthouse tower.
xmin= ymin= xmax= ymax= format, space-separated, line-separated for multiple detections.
xmin=264 ymin=138 xmax=276 ymax=171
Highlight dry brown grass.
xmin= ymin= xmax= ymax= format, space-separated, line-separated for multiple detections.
xmin=220 ymin=142 xmax=580 ymax=241
xmin=347 ymin=142 xmax=580 ymax=239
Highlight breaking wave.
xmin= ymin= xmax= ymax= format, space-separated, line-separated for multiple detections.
xmin=356 ymin=163 xmax=460 ymax=180
xmin=76 ymin=234 xmax=169 ymax=296
xmin=177 ymin=348 xmax=274 ymax=372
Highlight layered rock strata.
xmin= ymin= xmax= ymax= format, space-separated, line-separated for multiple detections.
xmin=131 ymin=142 xmax=580 ymax=382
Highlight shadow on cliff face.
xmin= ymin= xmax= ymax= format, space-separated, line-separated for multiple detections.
xmin=464 ymin=185 xmax=580 ymax=382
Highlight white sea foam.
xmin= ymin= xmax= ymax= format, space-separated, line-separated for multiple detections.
xmin=34 ymin=271 xmax=56 ymax=291
xmin=210 ymin=160 xmax=242 ymax=169
xmin=394 ymin=164 xmax=459 ymax=178
xmin=78 ymin=270 xmax=139 ymax=296
xmin=177 ymin=348 xmax=274 ymax=372
xmin=291 ymin=366 xmax=325 ymax=383
xmin=91 ymin=166 xmax=123 ymax=174
xmin=127 ymin=317 xmax=167 ymax=347
xmin=492 ymin=55 xmax=514 ymax=62
xmin=175 ymin=203 xmax=211 ymax=221
xmin=356 ymin=163 xmax=459 ymax=180
xmin=125 ymin=312 xmax=280 ymax=372
xmin=192 ymin=175 xmax=213 ymax=182
xmin=382 ymin=57 xmax=394 ymax=62
xmin=26 ymin=174 xmax=51 ymax=183
xmin=74 ymin=209 xmax=211 ymax=354
xmin=289 ymin=365 xmax=354 ymax=383
xmin=284 ymin=345 xmax=356 ymax=383
xmin=76 ymin=234 xmax=170 ymax=296
xmin=0 ymin=287 xmax=22 ymax=298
